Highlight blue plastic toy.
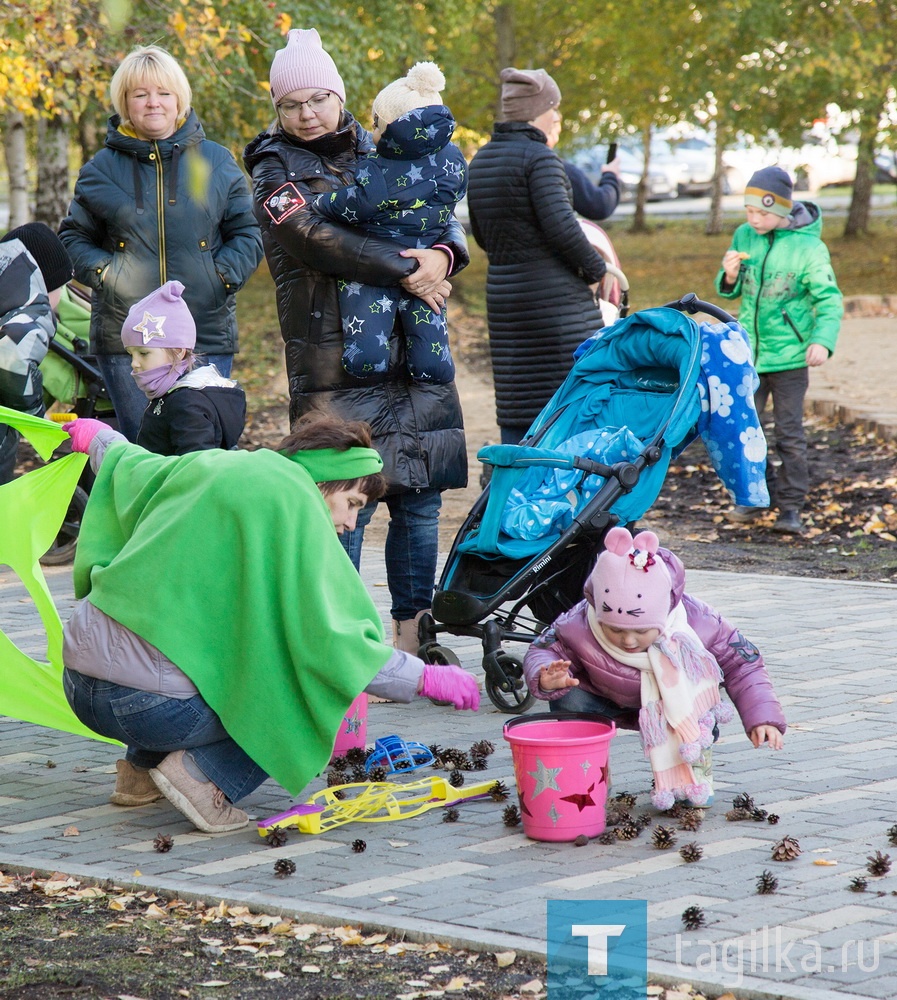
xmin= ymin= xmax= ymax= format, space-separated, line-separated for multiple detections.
xmin=365 ymin=735 xmax=434 ymax=774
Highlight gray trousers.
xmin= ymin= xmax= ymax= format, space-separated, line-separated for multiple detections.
xmin=754 ymin=367 xmax=810 ymax=512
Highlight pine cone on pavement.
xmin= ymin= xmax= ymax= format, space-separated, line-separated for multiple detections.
xmin=503 ymin=805 xmax=521 ymax=827
xmin=679 ymin=808 xmax=704 ymax=832
xmin=681 ymin=905 xmax=705 ymax=930
xmin=489 ymin=781 xmax=509 ymax=802
xmin=771 ymin=835 xmax=801 ymax=861
xmin=679 ymin=842 xmax=703 ymax=863
xmin=866 ymin=851 xmax=892 ymax=876
xmin=651 ymin=825 xmax=677 ymax=850
xmin=732 ymin=792 xmax=755 ymax=811
xmin=274 ymin=858 xmax=296 ymax=878
xmin=265 ymin=828 xmax=289 ymax=848
xmin=755 ymin=870 xmax=778 ymax=894
xmin=635 ymin=812 xmax=654 ymax=831
xmin=153 ymin=833 xmax=174 ymax=853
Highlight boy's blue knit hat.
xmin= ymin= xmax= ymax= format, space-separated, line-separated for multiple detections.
xmin=745 ymin=166 xmax=793 ymax=218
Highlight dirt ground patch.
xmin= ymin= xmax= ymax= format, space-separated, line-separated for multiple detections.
xmin=0 ymin=872 xmax=547 ymax=1000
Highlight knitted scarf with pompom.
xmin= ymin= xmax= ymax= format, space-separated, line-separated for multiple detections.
xmin=588 ymin=601 xmax=724 ymax=803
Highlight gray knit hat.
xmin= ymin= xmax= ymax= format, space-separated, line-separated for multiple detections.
xmin=744 ymin=166 xmax=793 ymax=218
xmin=499 ymin=67 xmax=561 ymax=122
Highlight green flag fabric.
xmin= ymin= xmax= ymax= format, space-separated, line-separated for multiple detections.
xmin=74 ymin=442 xmax=392 ymax=796
xmin=0 ymin=405 xmax=108 ymax=741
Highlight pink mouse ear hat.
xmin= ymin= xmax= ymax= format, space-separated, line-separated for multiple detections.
xmin=590 ymin=526 xmax=673 ymax=630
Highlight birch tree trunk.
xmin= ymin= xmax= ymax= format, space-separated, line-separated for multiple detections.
xmin=2 ymin=112 xmax=30 ymax=229
xmin=35 ymin=115 xmax=70 ymax=230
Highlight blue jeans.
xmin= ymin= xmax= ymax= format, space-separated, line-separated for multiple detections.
xmin=97 ymin=353 xmax=233 ymax=443
xmin=62 ymin=668 xmax=266 ymax=803
xmin=340 ymin=487 xmax=441 ymax=620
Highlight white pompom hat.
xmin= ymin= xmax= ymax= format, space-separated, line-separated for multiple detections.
xmin=372 ymin=62 xmax=446 ymax=126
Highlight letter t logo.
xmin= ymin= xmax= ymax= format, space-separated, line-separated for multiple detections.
xmin=570 ymin=924 xmax=626 ymax=975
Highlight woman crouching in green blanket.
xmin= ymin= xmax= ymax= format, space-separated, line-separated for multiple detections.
xmin=60 ymin=413 xmax=479 ymax=834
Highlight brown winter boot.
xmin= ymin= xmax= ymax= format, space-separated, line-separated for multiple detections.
xmin=109 ymin=759 xmax=163 ymax=807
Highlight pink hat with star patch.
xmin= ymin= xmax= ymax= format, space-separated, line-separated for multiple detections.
xmin=121 ymin=280 xmax=196 ymax=350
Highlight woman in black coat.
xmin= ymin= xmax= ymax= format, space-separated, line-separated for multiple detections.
xmin=244 ymin=29 xmax=468 ymax=652
xmin=60 ymin=45 xmax=262 ymax=442
xmin=467 ymin=68 xmax=608 ymax=443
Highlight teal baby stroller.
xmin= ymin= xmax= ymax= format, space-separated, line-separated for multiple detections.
xmin=418 ymin=294 xmax=769 ymax=712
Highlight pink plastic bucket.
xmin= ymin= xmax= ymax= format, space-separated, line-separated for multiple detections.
xmin=503 ymin=713 xmax=616 ymax=842
xmin=331 ymin=693 xmax=368 ymax=762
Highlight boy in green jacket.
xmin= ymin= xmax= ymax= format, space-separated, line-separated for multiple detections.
xmin=715 ymin=166 xmax=842 ymax=535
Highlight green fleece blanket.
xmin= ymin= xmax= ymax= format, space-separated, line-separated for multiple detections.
xmin=0 ymin=406 xmax=106 ymax=742
xmin=75 ymin=443 xmax=391 ymax=796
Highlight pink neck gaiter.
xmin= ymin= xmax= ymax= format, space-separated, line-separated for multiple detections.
xmin=132 ymin=359 xmax=191 ymax=400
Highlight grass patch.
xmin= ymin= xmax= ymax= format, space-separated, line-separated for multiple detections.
xmin=232 ymin=262 xmax=286 ymax=407
xmin=452 ymin=216 xmax=896 ymax=320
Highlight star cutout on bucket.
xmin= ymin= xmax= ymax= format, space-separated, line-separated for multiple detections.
xmin=528 ymin=758 xmax=562 ymax=797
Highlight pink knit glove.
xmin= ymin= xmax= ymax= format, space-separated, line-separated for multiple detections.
xmin=64 ymin=418 xmax=107 ymax=453
xmin=420 ymin=664 xmax=480 ymax=711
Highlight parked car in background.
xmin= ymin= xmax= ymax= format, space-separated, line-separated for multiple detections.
xmin=875 ymin=149 xmax=897 ymax=184
xmin=569 ymin=145 xmax=681 ymax=202
xmin=657 ymin=128 xmax=773 ymax=196
xmin=777 ymin=137 xmax=858 ymax=192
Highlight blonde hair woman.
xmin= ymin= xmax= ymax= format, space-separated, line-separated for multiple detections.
xmin=60 ymin=45 xmax=262 ymax=442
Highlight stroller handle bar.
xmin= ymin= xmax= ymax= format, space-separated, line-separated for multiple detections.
xmin=604 ymin=262 xmax=629 ymax=292
xmin=662 ymin=292 xmax=736 ymax=325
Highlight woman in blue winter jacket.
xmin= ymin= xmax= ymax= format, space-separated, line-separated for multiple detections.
xmin=59 ymin=45 xmax=262 ymax=442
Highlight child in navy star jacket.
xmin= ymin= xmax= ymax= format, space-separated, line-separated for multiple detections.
xmin=310 ymin=62 xmax=467 ymax=384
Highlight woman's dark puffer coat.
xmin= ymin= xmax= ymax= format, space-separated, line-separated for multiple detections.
xmin=243 ymin=114 xmax=468 ymax=493
xmin=467 ymin=121 xmax=607 ymax=430
xmin=60 ymin=111 xmax=263 ymax=358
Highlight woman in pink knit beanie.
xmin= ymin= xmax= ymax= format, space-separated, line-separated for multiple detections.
xmin=244 ymin=31 xmax=469 ymax=659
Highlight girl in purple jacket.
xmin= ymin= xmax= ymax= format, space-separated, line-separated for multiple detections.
xmin=523 ymin=526 xmax=786 ymax=809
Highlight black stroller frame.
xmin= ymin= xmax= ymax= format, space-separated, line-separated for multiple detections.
xmin=417 ymin=294 xmax=737 ymax=714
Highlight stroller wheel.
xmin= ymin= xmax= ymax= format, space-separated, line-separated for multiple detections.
xmin=421 ymin=644 xmax=463 ymax=706
xmin=40 ymin=486 xmax=88 ymax=567
xmin=484 ymin=652 xmax=534 ymax=715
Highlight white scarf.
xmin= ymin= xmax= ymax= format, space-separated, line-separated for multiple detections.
xmin=588 ymin=602 xmax=723 ymax=800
